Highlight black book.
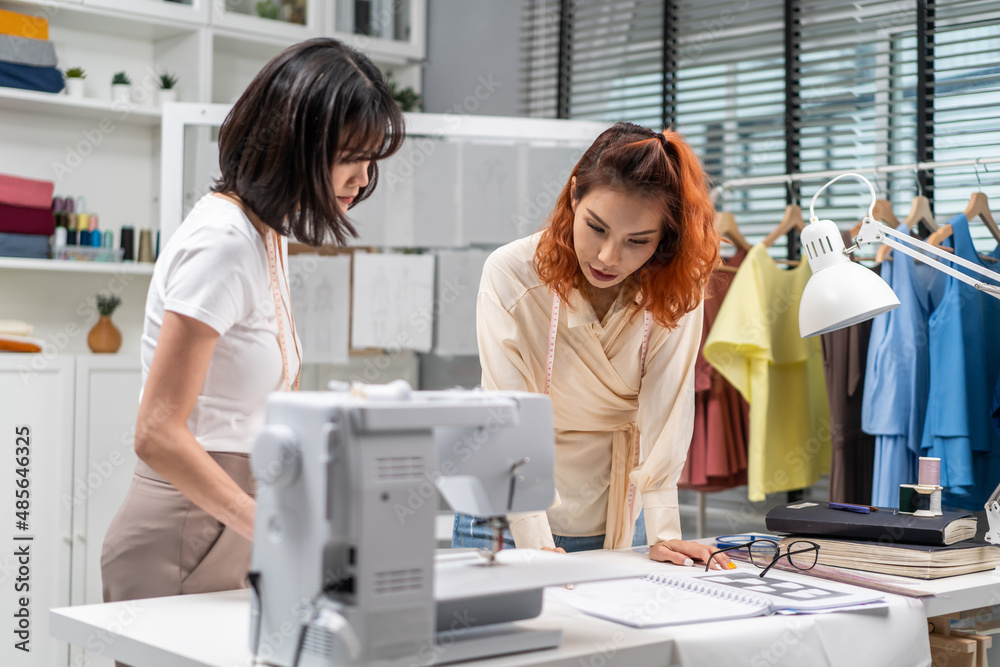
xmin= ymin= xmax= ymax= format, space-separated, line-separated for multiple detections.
xmin=765 ymin=503 xmax=977 ymax=546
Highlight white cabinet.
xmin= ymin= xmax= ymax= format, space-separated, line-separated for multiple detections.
xmin=0 ymin=354 xmax=140 ymax=667
xmin=0 ymin=355 xmax=74 ymax=667
xmin=68 ymin=356 xmax=141 ymax=667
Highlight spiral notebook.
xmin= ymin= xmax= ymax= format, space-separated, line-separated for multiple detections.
xmin=549 ymin=570 xmax=885 ymax=628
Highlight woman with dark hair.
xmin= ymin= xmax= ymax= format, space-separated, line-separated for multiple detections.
xmin=454 ymin=122 xmax=732 ymax=568
xmin=101 ymin=38 xmax=404 ymax=604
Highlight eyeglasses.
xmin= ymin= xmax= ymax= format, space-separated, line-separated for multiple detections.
xmin=705 ymin=538 xmax=819 ymax=578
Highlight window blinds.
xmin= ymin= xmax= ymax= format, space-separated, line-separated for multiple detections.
xmin=520 ymin=0 xmax=1000 ymax=249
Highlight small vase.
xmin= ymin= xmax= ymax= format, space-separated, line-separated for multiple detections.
xmin=157 ymin=88 xmax=178 ymax=106
xmin=87 ymin=316 xmax=122 ymax=354
xmin=66 ymin=78 xmax=86 ymax=98
xmin=111 ymin=83 xmax=131 ymax=105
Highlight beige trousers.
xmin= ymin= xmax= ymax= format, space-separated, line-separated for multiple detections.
xmin=101 ymin=452 xmax=256 ymax=604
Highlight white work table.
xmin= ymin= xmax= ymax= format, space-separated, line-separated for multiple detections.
xmin=53 ymin=548 xmax=991 ymax=667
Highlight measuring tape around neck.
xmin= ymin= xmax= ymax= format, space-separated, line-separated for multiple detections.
xmin=265 ymin=228 xmax=300 ymax=392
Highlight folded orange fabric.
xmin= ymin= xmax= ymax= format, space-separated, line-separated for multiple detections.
xmin=0 ymin=9 xmax=48 ymax=41
xmin=0 ymin=339 xmax=42 ymax=353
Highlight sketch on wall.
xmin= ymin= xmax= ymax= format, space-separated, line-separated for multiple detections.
xmin=521 ymin=145 xmax=583 ymax=234
xmin=351 ymin=253 xmax=436 ymax=353
xmin=288 ymin=255 xmax=352 ymax=365
xmin=461 ymin=142 xmax=519 ymax=245
xmin=434 ymin=249 xmax=491 ymax=356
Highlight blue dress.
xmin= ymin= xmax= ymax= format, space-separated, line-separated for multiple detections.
xmin=862 ymin=225 xmax=946 ymax=507
xmin=922 ymin=214 xmax=1000 ymax=510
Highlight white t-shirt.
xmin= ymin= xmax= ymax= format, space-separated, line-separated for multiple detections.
xmin=140 ymin=195 xmax=301 ymax=454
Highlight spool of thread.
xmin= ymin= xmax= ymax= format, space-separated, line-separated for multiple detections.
xmin=66 ymin=212 xmax=77 ymax=245
xmin=91 ymin=229 xmax=102 ymax=247
xmin=102 ymin=230 xmax=114 ymax=249
xmin=75 ymin=196 xmax=85 ymax=213
xmin=52 ymin=198 xmax=65 ymax=226
xmin=65 ymin=197 xmax=74 ymax=214
xmin=53 ymin=226 xmax=67 ymax=252
xmin=899 ymin=484 xmax=943 ymax=517
xmin=918 ymin=457 xmax=941 ymax=487
xmin=80 ymin=229 xmax=91 ymax=246
xmin=137 ymin=228 xmax=153 ymax=263
xmin=120 ymin=226 xmax=134 ymax=261
xmin=77 ymin=212 xmax=89 ymax=232
xmin=88 ymin=213 xmax=98 ymax=233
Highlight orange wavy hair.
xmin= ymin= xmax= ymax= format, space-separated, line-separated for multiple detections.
xmin=534 ymin=122 xmax=720 ymax=330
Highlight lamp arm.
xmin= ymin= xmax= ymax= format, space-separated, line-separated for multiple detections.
xmin=851 ymin=218 xmax=1000 ymax=300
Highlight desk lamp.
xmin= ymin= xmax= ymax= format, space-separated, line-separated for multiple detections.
xmin=798 ymin=173 xmax=1000 ymax=545
xmin=798 ymin=172 xmax=1000 ymax=338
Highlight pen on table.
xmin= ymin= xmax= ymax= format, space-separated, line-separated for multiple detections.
xmin=828 ymin=502 xmax=879 ymax=514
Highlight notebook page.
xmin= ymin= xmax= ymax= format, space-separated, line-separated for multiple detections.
xmin=547 ymin=576 xmax=769 ymax=628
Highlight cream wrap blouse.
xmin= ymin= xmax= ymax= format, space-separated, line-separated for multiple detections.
xmin=477 ymin=234 xmax=702 ymax=550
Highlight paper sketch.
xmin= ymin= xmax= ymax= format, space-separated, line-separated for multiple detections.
xmin=434 ymin=249 xmax=491 ymax=356
xmin=519 ymin=145 xmax=583 ymax=235
xmin=413 ymin=139 xmax=460 ymax=247
xmin=461 ymin=143 xmax=519 ymax=245
xmin=352 ymin=253 xmax=436 ymax=352
xmin=288 ymin=255 xmax=352 ymax=365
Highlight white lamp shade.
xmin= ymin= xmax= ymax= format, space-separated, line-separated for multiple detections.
xmin=799 ymin=262 xmax=899 ymax=337
xmin=798 ymin=218 xmax=900 ymax=337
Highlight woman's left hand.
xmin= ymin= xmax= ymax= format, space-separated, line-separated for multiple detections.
xmin=648 ymin=539 xmax=733 ymax=570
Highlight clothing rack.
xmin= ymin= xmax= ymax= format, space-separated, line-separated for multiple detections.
xmin=711 ymin=157 xmax=1000 ymax=200
xmin=691 ymin=156 xmax=1000 ymax=539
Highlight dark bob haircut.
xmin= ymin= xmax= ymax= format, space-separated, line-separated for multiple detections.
xmin=213 ymin=38 xmax=404 ymax=246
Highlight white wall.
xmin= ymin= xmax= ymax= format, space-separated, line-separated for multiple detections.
xmin=421 ymin=0 xmax=521 ymax=117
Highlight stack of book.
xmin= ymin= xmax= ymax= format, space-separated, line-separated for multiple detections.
xmin=765 ymin=502 xmax=1000 ymax=579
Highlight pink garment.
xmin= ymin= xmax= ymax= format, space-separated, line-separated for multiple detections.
xmin=0 ymin=173 xmax=53 ymax=209
xmin=679 ymin=249 xmax=750 ymax=491
xmin=0 ymin=202 xmax=55 ymax=235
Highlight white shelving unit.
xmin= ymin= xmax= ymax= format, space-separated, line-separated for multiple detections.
xmin=0 ymin=0 xmax=426 ymax=363
xmin=0 ymin=257 xmax=155 ymax=274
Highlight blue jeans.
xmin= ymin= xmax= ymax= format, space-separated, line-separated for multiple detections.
xmin=451 ymin=511 xmax=647 ymax=553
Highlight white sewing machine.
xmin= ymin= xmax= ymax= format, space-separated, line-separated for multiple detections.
xmin=248 ymin=381 xmax=641 ymax=666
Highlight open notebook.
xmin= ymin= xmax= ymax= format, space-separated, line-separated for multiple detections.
xmin=549 ymin=570 xmax=885 ymax=628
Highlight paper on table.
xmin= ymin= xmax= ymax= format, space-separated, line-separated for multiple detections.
xmin=548 ymin=577 xmax=769 ymax=628
xmin=351 ymin=253 xmax=436 ymax=352
xmin=434 ymin=249 xmax=490 ymax=356
xmin=288 ymin=255 xmax=351 ymax=365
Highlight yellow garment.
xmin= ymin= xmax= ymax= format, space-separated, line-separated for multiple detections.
xmin=0 ymin=9 xmax=48 ymax=40
xmin=703 ymin=244 xmax=831 ymax=502
xmin=477 ymin=234 xmax=701 ymax=549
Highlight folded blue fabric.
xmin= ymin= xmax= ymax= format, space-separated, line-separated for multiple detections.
xmin=0 ymin=61 xmax=63 ymax=94
xmin=0 ymin=35 xmax=57 ymax=68
xmin=0 ymin=232 xmax=48 ymax=259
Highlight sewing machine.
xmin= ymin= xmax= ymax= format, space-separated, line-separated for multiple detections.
xmin=248 ymin=381 xmax=641 ymax=666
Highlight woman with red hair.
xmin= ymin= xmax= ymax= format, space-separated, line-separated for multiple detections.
xmin=453 ymin=122 xmax=731 ymax=568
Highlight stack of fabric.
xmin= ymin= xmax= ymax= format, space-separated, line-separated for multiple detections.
xmin=0 ymin=173 xmax=56 ymax=258
xmin=0 ymin=320 xmax=42 ymax=353
xmin=0 ymin=8 xmax=63 ymax=94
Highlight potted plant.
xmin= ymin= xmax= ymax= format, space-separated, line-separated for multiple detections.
xmin=255 ymin=0 xmax=280 ymax=20
xmin=87 ymin=294 xmax=123 ymax=354
xmin=111 ymin=71 xmax=131 ymax=105
xmin=157 ymin=72 xmax=179 ymax=106
xmin=64 ymin=67 xmax=86 ymax=98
